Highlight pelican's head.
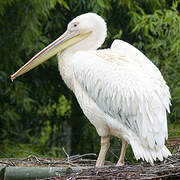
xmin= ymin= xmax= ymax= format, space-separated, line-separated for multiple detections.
xmin=11 ymin=13 xmax=107 ymax=81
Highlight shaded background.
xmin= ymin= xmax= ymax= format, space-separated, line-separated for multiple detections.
xmin=0 ymin=0 xmax=179 ymax=163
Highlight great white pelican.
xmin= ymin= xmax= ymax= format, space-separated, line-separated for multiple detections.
xmin=11 ymin=13 xmax=171 ymax=167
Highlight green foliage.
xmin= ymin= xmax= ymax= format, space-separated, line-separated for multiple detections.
xmin=0 ymin=0 xmax=179 ymax=163
xmin=129 ymin=2 xmax=180 ymax=123
xmin=37 ymin=95 xmax=71 ymax=118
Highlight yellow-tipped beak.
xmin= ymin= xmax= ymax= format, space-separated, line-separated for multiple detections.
xmin=11 ymin=30 xmax=91 ymax=81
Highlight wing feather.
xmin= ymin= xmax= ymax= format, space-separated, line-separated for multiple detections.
xmin=72 ymin=44 xmax=170 ymax=149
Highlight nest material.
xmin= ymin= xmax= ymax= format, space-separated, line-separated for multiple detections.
xmin=54 ymin=152 xmax=180 ymax=179
xmin=0 ymin=148 xmax=179 ymax=179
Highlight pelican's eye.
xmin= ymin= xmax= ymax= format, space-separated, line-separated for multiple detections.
xmin=73 ymin=23 xmax=77 ymax=27
xmin=68 ymin=22 xmax=79 ymax=32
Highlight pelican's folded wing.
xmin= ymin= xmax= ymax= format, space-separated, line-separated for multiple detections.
xmin=72 ymin=49 xmax=171 ymax=150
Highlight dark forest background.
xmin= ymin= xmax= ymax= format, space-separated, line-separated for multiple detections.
xmin=0 ymin=0 xmax=179 ymax=163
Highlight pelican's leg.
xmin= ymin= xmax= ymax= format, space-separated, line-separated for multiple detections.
xmin=95 ymin=136 xmax=110 ymax=167
xmin=116 ymin=139 xmax=128 ymax=166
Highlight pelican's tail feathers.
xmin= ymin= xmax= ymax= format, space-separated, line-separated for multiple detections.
xmin=130 ymin=139 xmax=171 ymax=165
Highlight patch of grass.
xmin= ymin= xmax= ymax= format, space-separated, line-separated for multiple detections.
xmin=167 ymin=123 xmax=180 ymax=153
xmin=0 ymin=140 xmax=64 ymax=159
xmin=168 ymin=123 xmax=180 ymax=137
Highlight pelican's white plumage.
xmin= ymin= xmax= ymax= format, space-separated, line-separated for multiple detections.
xmin=72 ymin=46 xmax=171 ymax=164
xmin=11 ymin=13 xmax=171 ymax=167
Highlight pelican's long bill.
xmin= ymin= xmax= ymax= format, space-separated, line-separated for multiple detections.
xmin=10 ymin=30 xmax=91 ymax=81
